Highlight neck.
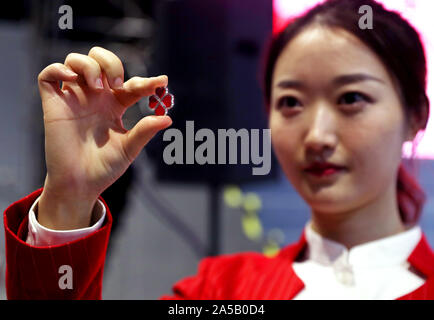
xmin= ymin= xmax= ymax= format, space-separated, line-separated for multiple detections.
xmin=310 ymin=182 xmax=406 ymax=250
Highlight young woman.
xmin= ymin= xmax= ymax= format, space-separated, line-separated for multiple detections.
xmin=4 ymin=0 xmax=433 ymax=299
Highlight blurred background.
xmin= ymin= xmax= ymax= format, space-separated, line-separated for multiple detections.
xmin=0 ymin=0 xmax=433 ymax=299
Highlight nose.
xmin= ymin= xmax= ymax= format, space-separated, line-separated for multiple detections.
xmin=304 ymin=104 xmax=338 ymax=155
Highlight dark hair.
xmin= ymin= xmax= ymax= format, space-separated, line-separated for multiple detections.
xmin=261 ymin=0 xmax=430 ymax=225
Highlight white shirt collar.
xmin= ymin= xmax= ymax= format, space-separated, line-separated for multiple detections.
xmin=303 ymin=220 xmax=422 ymax=269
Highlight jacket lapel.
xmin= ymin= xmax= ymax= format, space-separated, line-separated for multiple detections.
xmin=271 ymin=230 xmax=307 ymax=299
xmin=397 ymin=233 xmax=434 ymax=300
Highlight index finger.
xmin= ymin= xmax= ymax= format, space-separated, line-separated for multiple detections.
xmin=115 ymin=75 xmax=169 ymax=107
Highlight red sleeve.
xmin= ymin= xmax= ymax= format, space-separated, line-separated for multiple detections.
xmin=3 ymin=188 xmax=112 ymax=300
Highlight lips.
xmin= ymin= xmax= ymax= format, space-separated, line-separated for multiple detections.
xmin=304 ymin=162 xmax=344 ymax=170
xmin=303 ymin=162 xmax=346 ymax=177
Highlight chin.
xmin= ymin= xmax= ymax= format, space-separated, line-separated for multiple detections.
xmin=308 ymin=200 xmax=350 ymax=215
xmin=300 ymin=184 xmax=355 ymax=212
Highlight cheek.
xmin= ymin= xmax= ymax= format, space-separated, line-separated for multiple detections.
xmin=344 ymin=113 xmax=404 ymax=186
xmin=269 ymin=113 xmax=300 ymax=173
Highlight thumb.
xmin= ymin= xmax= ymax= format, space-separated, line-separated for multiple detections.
xmin=123 ymin=115 xmax=172 ymax=162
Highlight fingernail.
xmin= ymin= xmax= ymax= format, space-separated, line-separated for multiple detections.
xmin=114 ymin=77 xmax=123 ymax=89
xmin=65 ymin=69 xmax=77 ymax=76
xmin=95 ymin=78 xmax=104 ymax=89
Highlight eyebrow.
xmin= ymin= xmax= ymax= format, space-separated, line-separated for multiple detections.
xmin=276 ymin=73 xmax=385 ymax=89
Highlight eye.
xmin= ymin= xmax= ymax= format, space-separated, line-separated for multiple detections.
xmin=277 ymin=96 xmax=302 ymax=109
xmin=338 ymin=92 xmax=372 ymax=106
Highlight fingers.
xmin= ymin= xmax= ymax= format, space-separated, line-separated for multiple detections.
xmin=88 ymin=46 xmax=124 ymax=90
xmin=38 ymin=63 xmax=78 ymax=102
xmin=123 ymin=115 xmax=172 ymax=162
xmin=63 ymin=47 xmax=125 ymax=91
xmin=40 ymin=47 xmax=168 ymax=109
xmin=64 ymin=53 xmax=104 ymax=90
xmin=115 ymin=75 xmax=169 ymax=107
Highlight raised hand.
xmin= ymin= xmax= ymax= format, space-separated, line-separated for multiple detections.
xmin=37 ymin=47 xmax=172 ymax=229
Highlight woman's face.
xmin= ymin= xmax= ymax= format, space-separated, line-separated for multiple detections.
xmin=269 ymin=26 xmax=412 ymax=215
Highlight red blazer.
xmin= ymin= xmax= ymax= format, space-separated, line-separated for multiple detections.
xmin=4 ymin=188 xmax=434 ymax=299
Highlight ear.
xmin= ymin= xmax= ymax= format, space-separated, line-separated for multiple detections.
xmin=405 ymin=101 xmax=429 ymax=142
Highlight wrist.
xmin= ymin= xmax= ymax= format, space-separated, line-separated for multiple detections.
xmin=38 ymin=187 xmax=99 ymax=230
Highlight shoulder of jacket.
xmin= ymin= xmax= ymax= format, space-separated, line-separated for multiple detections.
xmin=197 ymin=246 xmax=293 ymax=276
xmin=201 ymin=251 xmax=265 ymax=270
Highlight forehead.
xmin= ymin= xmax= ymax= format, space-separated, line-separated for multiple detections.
xmin=273 ymin=25 xmax=393 ymax=85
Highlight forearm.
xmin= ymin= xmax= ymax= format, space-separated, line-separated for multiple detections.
xmin=4 ymin=188 xmax=112 ymax=300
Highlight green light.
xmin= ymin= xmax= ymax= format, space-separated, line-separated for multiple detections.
xmin=241 ymin=213 xmax=263 ymax=241
xmin=263 ymin=240 xmax=280 ymax=257
xmin=223 ymin=185 xmax=243 ymax=208
xmin=242 ymin=193 xmax=262 ymax=212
